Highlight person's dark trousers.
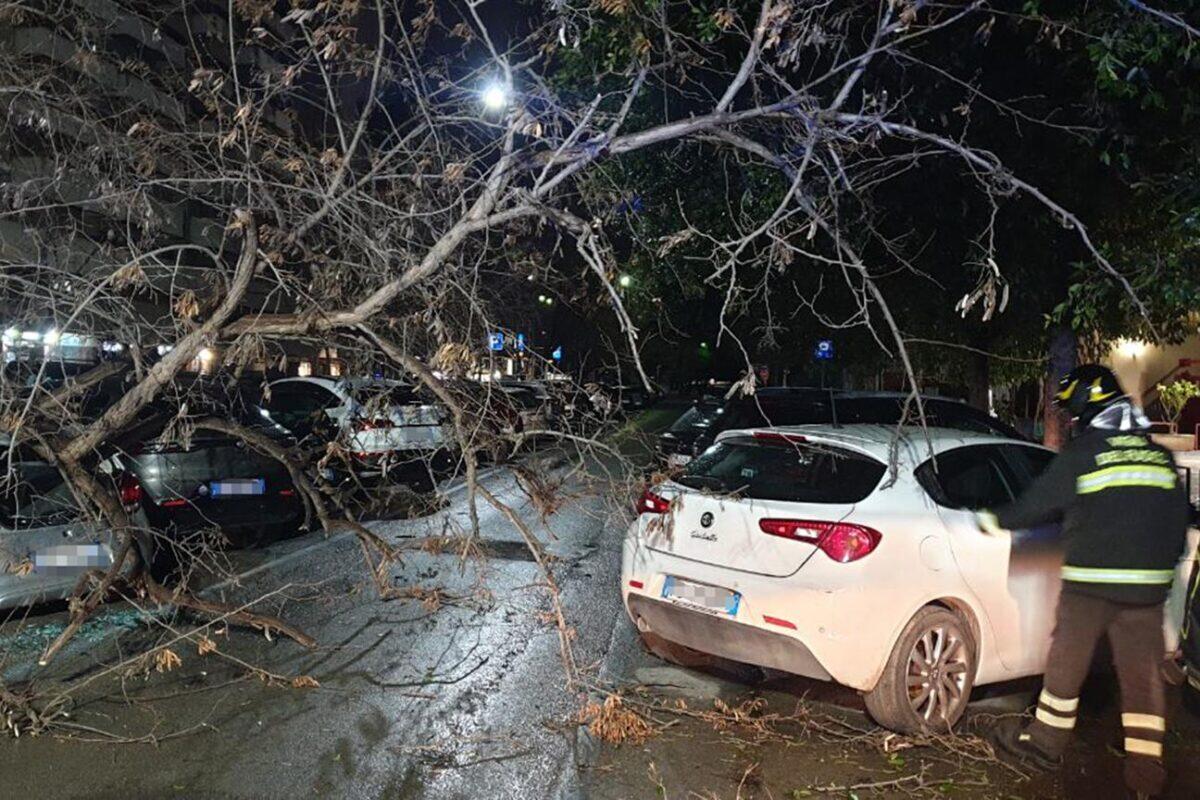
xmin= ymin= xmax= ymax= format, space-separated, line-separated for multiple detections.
xmin=1021 ymin=591 xmax=1167 ymax=796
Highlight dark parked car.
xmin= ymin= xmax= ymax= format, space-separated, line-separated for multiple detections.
xmin=657 ymin=400 xmax=724 ymax=466
xmin=112 ymin=379 xmax=303 ymax=554
xmin=670 ymin=387 xmax=1024 ymax=466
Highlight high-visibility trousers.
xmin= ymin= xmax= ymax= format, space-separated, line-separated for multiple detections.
xmin=1024 ymin=591 xmax=1167 ymax=796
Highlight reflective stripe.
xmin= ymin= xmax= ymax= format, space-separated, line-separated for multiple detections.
xmin=1125 ymin=737 xmax=1163 ymax=758
xmin=977 ymin=511 xmax=1003 ymax=536
xmin=1122 ymin=713 xmax=1165 ymax=732
xmin=1035 ymin=707 xmax=1076 ymax=729
xmin=1076 ymin=465 xmax=1176 ymax=494
xmin=1039 ymin=690 xmax=1079 ymax=713
xmin=1061 ymin=565 xmax=1176 ymax=585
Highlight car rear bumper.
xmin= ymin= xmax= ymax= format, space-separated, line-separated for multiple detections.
xmin=622 ymin=524 xmax=894 ymax=691
xmin=148 ymin=495 xmax=303 ymax=533
xmin=626 ymin=593 xmax=831 ymax=680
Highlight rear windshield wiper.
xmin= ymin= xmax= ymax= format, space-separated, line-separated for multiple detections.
xmin=676 ymin=474 xmax=724 ymax=491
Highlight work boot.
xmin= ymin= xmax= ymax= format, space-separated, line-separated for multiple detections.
xmin=987 ymin=718 xmax=1062 ymax=772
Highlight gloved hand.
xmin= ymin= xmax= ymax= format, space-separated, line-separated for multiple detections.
xmin=975 ymin=510 xmax=1005 ymax=537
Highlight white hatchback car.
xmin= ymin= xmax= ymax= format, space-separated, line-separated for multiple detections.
xmin=623 ymin=424 xmax=1070 ymax=733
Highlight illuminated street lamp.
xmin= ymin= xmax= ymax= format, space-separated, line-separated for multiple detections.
xmin=618 ymin=274 xmax=632 ymax=288
xmin=481 ymin=81 xmax=508 ymax=112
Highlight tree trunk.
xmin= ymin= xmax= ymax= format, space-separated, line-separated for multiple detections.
xmin=966 ymin=350 xmax=990 ymax=411
xmin=1043 ymin=327 xmax=1077 ymax=450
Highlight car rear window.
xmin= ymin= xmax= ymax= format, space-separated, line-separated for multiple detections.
xmin=677 ymin=436 xmax=884 ymax=503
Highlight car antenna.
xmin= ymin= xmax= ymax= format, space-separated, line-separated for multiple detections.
xmin=828 ymin=388 xmax=841 ymax=428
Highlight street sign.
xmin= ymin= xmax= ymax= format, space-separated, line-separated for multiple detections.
xmin=516 ymin=333 xmax=526 ymax=352
xmin=814 ymin=339 xmax=834 ymax=361
xmin=551 ymin=346 xmax=563 ymax=362
xmin=488 ymin=332 xmax=505 ymax=351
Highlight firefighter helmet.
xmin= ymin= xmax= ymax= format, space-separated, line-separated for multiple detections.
xmin=1054 ymin=364 xmax=1125 ymax=420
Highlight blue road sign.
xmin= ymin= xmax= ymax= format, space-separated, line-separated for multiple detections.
xmin=516 ymin=333 xmax=526 ymax=352
xmin=488 ymin=332 xmax=505 ymax=351
xmin=814 ymin=339 xmax=834 ymax=361
xmin=551 ymin=346 xmax=563 ymax=362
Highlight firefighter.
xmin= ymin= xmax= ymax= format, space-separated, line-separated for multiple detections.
xmin=976 ymin=364 xmax=1190 ymax=798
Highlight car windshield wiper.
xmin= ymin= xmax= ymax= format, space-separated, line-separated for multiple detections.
xmin=676 ymin=474 xmax=729 ymax=492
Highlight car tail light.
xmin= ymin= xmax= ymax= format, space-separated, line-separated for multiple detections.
xmin=758 ymin=518 xmax=826 ymax=543
xmin=117 ymin=473 xmax=143 ymax=512
xmin=637 ymin=488 xmax=670 ymax=515
xmin=160 ymin=498 xmax=187 ymax=508
xmin=279 ymin=488 xmax=295 ymax=497
xmin=758 ymin=518 xmax=881 ymax=563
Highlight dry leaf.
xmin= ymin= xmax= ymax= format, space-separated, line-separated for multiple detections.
xmin=197 ymin=636 xmax=218 ymax=656
xmin=111 ymin=262 xmax=147 ymax=290
xmin=598 ymin=0 xmax=629 ymax=16
xmin=6 ymin=559 xmax=34 ymax=577
xmin=291 ymin=675 xmax=320 ymax=689
xmin=154 ymin=648 xmax=182 ymax=673
xmin=578 ymin=695 xmax=654 ymax=744
xmin=174 ymin=290 xmax=200 ymax=320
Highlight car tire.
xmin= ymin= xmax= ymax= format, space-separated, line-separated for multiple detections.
xmin=863 ymin=606 xmax=977 ymax=734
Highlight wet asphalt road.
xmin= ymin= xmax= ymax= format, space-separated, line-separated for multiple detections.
xmin=0 ymin=457 xmax=640 ymax=800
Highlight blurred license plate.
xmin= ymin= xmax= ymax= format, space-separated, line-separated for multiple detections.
xmin=35 ymin=544 xmax=110 ymax=574
xmin=210 ymin=478 xmax=265 ymax=498
xmin=662 ymin=576 xmax=740 ymax=617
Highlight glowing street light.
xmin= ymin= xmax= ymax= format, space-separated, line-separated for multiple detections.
xmin=481 ymin=82 xmax=508 ymax=112
xmin=618 ymin=274 xmax=632 ymax=288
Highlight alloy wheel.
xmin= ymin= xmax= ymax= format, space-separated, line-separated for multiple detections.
xmin=905 ymin=622 xmax=970 ymax=725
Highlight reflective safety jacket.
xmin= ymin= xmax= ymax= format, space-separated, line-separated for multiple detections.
xmin=992 ymin=404 xmax=1190 ymax=605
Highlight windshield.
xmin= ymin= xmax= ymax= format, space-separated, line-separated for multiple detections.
xmin=668 ymin=404 xmax=719 ymax=434
xmin=677 ymin=437 xmax=884 ymax=503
